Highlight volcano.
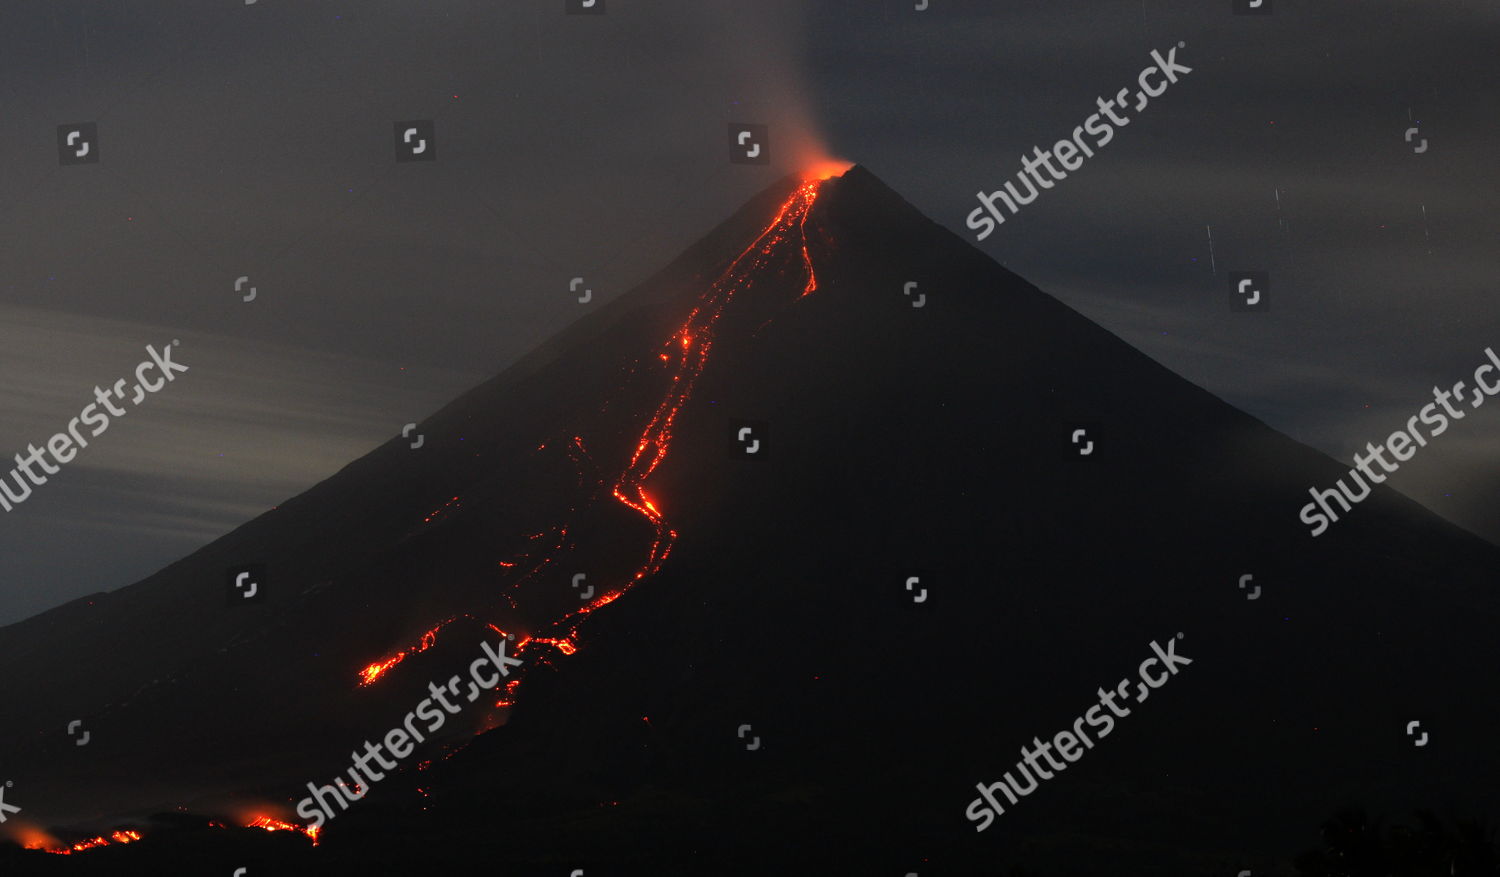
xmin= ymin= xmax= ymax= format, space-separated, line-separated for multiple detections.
xmin=3 ymin=166 xmax=1497 ymax=875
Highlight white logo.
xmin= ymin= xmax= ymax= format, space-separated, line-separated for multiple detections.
xmin=0 ymin=782 xmax=19 ymax=823
xmin=736 ymin=130 xmax=760 ymax=159
xmin=905 ymin=576 xmax=927 ymax=603
xmin=570 ymin=277 xmax=592 ymax=304
xmin=1238 ymin=574 xmax=1260 ymax=600
xmin=235 ymin=276 xmax=256 ymax=302
xmin=1237 ymin=278 xmax=1260 ymax=307
xmin=1071 ymin=429 xmax=1094 ymax=456
xmin=572 ymin=573 xmax=594 ymax=600
xmin=66 ymin=130 xmax=90 ymax=157
xmin=235 ymin=571 xmax=258 ymax=599
xmin=903 ymin=281 xmax=926 ymax=308
xmin=403 ymin=127 xmax=426 ymax=155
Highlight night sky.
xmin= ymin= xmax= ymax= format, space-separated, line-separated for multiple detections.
xmin=1 ymin=0 xmax=1495 ymax=624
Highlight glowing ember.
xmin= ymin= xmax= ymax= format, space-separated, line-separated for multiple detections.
xmin=423 ymin=495 xmax=462 ymax=523
xmin=527 ymin=636 xmax=578 ymax=656
xmin=248 ymin=814 xmax=321 ymax=845
xmin=16 ymin=826 xmax=61 ymax=852
xmin=358 ymin=618 xmax=455 ymax=685
xmin=33 ymin=815 xmax=323 ymax=856
xmin=358 ymin=653 xmax=406 ymax=686
xmin=33 ymin=828 xmax=142 ymax=855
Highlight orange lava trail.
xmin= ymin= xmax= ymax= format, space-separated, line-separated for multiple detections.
xmin=35 ymin=829 xmax=142 ymax=855
xmin=26 ymin=180 xmax=832 ymax=865
xmin=36 ymin=817 xmax=323 ymax=856
xmin=359 ymin=178 xmax=826 ymax=687
xmin=580 ymin=179 xmax=824 ymax=617
xmin=358 ymin=617 xmax=453 ymax=686
xmin=248 ymin=815 xmax=321 ymax=846
xmin=798 ymin=195 xmax=818 ymax=297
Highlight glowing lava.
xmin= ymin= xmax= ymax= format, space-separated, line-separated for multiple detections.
xmin=248 ymin=814 xmax=321 ymax=846
xmin=587 ymin=176 xmax=826 ymax=609
xmin=35 ymin=170 xmax=841 ymax=865
xmin=30 ymin=815 xmax=324 ymax=856
xmin=28 ymin=829 xmax=141 ymax=855
xmin=358 ymin=620 xmax=448 ymax=685
xmin=357 ymin=173 xmax=834 ymax=714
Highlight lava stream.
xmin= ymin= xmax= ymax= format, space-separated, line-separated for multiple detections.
xmin=358 ymin=177 xmax=827 ymax=701
xmin=32 ymin=816 xmax=321 ymax=855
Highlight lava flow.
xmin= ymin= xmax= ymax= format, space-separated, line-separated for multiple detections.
xmin=356 ymin=172 xmax=834 ymax=707
xmin=28 ymin=815 xmax=320 ymax=855
xmin=247 ymin=814 xmax=321 ymax=846
xmin=359 ymin=614 xmax=507 ymax=686
xmin=11 ymin=171 xmax=838 ymax=863
xmin=600 ymin=178 xmax=825 ymax=599
xmin=30 ymin=829 xmax=141 ymax=855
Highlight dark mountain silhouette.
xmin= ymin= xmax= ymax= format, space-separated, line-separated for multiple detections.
xmin=1294 ymin=808 xmax=1500 ymax=876
xmin=2 ymin=166 xmax=1496 ymax=875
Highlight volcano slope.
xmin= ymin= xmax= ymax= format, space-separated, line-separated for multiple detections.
xmin=3 ymin=165 xmax=1497 ymax=875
